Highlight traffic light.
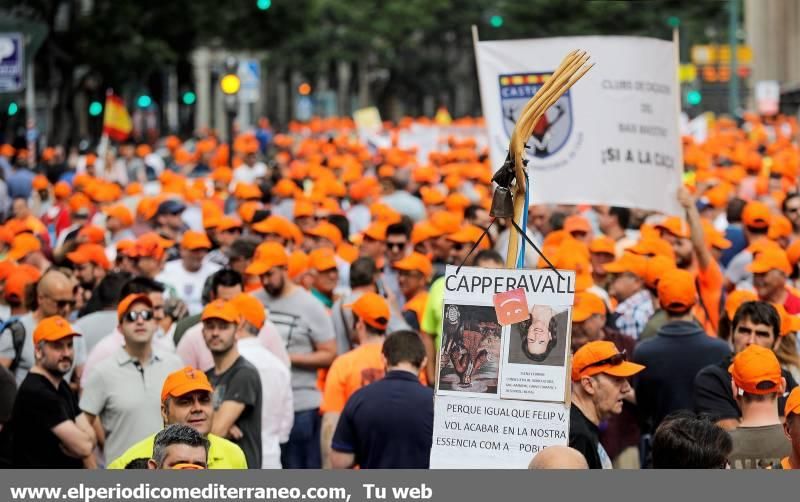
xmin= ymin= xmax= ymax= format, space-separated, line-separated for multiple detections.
xmin=490 ymin=15 xmax=504 ymax=28
xmin=256 ymin=0 xmax=272 ymax=10
xmin=298 ymin=83 xmax=311 ymax=96
xmin=182 ymin=91 xmax=197 ymax=105
xmin=89 ymin=101 xmax=103 ymax=117
xmin=220 ymin=57 xmax=240 ymax=96
xmin=667 ymin=16 xmax=681 ymax=28
xmin=7 ymin=102 xmax=18 ymax=116
xmin=686 ymin=89 xmax=702 ymax=106
xmin=136 ymin=95 xmax=152 ymax=108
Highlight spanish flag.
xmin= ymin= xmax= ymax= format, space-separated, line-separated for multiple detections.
xmin=103 ymin=92 xmax=132 ymax=142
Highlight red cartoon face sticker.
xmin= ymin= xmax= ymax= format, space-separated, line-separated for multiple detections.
xmin=492 ymin=287 xmax=530 ymax=326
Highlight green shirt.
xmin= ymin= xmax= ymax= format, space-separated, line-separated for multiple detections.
xmin=421 ymin=277 xmax=445 ymax=350
xmin=106 ymin=432 xmax=248 ymax=469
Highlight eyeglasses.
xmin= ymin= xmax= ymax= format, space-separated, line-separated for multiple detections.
xmin=581 ymin=350 xmax=627 ymax=371
xmin=123 ymin=310 xmax=154 ymax=323
xmin=48 ymin=296 xmax=76 ymax=310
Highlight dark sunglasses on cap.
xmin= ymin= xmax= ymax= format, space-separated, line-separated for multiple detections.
xmin=123 ymin=310 xmax=154 ymax=323
xmin=581 ymin=349 xmax=627 ymax=372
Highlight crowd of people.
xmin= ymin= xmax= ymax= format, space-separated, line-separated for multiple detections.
xmin=0 ymin=112 xmax=797 ymax=469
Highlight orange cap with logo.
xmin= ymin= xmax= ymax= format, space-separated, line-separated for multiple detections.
xmin=246 ymin=242 xmax=289 ymax=276
xmin=393 ymin=252 xmax=433 ymax=279
xmin=117 ymin=293 xmax=153 ymax=323
xmin=181 ymin=231 xmax=212 ymax=250
xmin=572 ymin=291 xmax=606 ymax=323
xmin=785 ymin=387 xmax=800 ymax=417
xmin=747 ymin=247 xmax=792 ymax=275
xmin=229 ymin=293 xmax=266 ymax=329
xmin=33 ymin=316 xmax=81 ymax=345
xmin=603 ymin=252 xmax=648 ymax=278
xmin=742 ymin=200 xmax=772 ymax=229
xmin=161 ymin=366 xmax=214 ymax=403
xmin=67 ymin=243 xmax=111 ymax=270
xmin=571 ymin=341 xmax=645 ymax=381
xmin=346 ymin=292 xmax=390 ymax=330
xmin=657 ymin=268 xmax=697 ymax=312
xmin=724 ymin=289 xmax=758 ymax=320
xmin=201 ymin=300 xmax=241 ymax=324
xmin=729 ymin=345 xmax=783 ymax=395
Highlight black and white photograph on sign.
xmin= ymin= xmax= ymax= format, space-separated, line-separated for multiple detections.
xmin=499 ymin=305 xmax=572 ymax=402
xmin=507 ymin=305 xmax=570 ymax=367
xmin=437 ymin=304 xmax=502 ymax=397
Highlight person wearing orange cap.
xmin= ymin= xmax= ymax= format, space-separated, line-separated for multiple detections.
xmin=569 ymin=340 xmax=645 ymax=469
xmin=359 ymin=221 xmax=389 ymax=267
xmin=781 ymin=387 xmax=800 ymax=469
xmin=393 ymin=252 xmax=432 ymax=331
xmin=80 ymin=293 xmax=183 ymax=463
xmin=102 ymin=204 xmax=135 ymax=247
xmin=206 ymin=216 xmax=244 ymax=268
xmin=749 ymin=248 xmax=800 ymax=314
xmin=146 ymin=423 xmax=210 ymax=469
xmin=694 ymin=301 xmax=797 ymax=431
xmin=156 ymin=231 xmax=221 ymax=315
xmin=229 ymin=292 xmax=293 ymax=469
xmin=588 ymin=236 xmax=616 ymax=288
xmin=106 ymin=365 xmax=248 ymax=469
xmin=67 ymin=243 xmax=111 ymax=297
xmin=724 ymin=200 xmax=774 ymax=292
xmin=632 ymin=269 xmax=731 ymax=435
xmin=563 ymin=214 xmax=593 ymax=246
xmin=382 ymin=222 xmax=412 ymax=301
xmin=133 ymin=232 xmax=170 ymax=280
xmin=446 ymin=224 xmax=489 ymax=267
xmin=603 ymin=252 xmax=653 ymax=340
xmin=727 ymin=345 xmax=791 ymax=469
xmin=309 ymin=248 xmax=340 ymax=309
xmin=320 ymin=292 xmax=392 ymax=468
xmin=201 ymin=300 xmax=263 ymax=469
xmin=7 ymin=315 xmax=96 ymax=468
xmin=250 ymin=243 xmax=336 ymax=469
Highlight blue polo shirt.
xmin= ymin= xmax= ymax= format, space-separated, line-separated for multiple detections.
xmin=332 ymin=370 xmax=433 ymax=468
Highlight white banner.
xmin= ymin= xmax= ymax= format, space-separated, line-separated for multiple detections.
xmin=475 ymin=35 xmax=683 ymax=214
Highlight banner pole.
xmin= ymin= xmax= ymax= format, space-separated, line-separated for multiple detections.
xmin=673 ymin=28 xmax=685 ymax=205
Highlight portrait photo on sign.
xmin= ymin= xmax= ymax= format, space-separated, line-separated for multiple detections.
xmin=437 ymin=304 xmax=502 ymax=397
xmin=507 ymin=305 xmax=571 ymax=367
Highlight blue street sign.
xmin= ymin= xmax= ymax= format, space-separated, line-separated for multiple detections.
xmin=0 ymin=33 xmax=24 ymax=93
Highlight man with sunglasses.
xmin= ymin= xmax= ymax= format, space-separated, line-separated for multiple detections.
xmin=80 ymin=293 xmax=182 ymax=463
xmin=1 ymin=270 xmax=77 ymax=385
xmin=569 ymin=340 xmax=645 ymax=469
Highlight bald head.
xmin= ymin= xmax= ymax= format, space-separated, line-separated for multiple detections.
xmin=37 ymin=270 xmax=72 ymax=296
xmin=36 ymin=270 xmax=75 ymax=317
xmin=528 ymin=446 xmax=589 ymax=470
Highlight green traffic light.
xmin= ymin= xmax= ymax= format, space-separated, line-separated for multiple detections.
xmin=137 ymin=95 xmax=152 ymax=108
xmin=490 ymin=15 xmax=504 ymax=28
xmin=667 ymin=16 xmax=681 ymax=28
xmin=687 ymin=90 xmax=702 ymax=106
xmin=89 ymin=101 xmax=103 ymax=116
xmin=182 ymin=91 xmax=197 ymax=105
xmin=257 ymin=0 xmax=271 ymax=10
xmin=7 ymin=102 xmax=18 ymax=116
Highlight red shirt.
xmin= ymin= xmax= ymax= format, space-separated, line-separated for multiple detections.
xmin=784 ymin=288 xmax=800 ymax=314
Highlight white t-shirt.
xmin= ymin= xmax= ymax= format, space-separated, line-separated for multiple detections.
xmin=233 ymin=163 xmax=267 ymax=184
xmin=156 ymin=260 xmax=221 ymax=315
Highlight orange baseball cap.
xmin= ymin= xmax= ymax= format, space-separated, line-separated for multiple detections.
xmin=306 ymin=222 xmax=343 ymax=247
xmin=78 ymin=225 xmax=106 ymax=245
xmin=217 ymin=216 xmax=243 ymax=233
xmin=772 ymin=303 xmax=800 ymax=336
xmin=788 ymin=240 xmax=800 ymax=267
xmin=655 ymin=216 xmax=690 ymax=239
xmin=768 ymin=214 xmax=793 ymax=241
xmin=729 ymin=345 xmax=783 ymax=395
xmin=563 ymin=215 xmax=591 ymax=235
xmin=7 ymin=233 xmax=41 ymax=261
xmin=430 ymin=211 xmax=462 ymax=234
xmin=346 ymin=292 xmax=390 ymax=330
xmin=572 ymin=291 xmax=606 ymax=323
xmin=161 ymin=366 xmax=214 ymax=403
xmin=293 ymin=200 xmax=315 ymax=219
xmin=54 ymin=181 xmax=72 ymax=200
xmin=748 ymin=247 xmax=792 ymax=275
xmin=643 ymin=255 xmax=676 ymax=290
xmin=201 ymin=300 xmax=240 ymax=324
xmin=229 ymin=293 xmax=266 ymax=329
xmin=421 ymin=187 xmax=446 ymax=206
xmin=447 ymin=225 xmax=487 ymax=245
xmin=701 ymin=220 xmax=732 ymax=250
xmin=588 ymin=236 xmax=615 ymax=256
xmin=246 ymin=242 xmax=289 ymax=275
xmin=725 ymin=289 xmax=758 ymax=320
xmin=4 ymin=269 xmax=36 ymax=302
xmin=603 ymin=252 xmax=648 ymax=277
xmin=272 ymin=179 xmax=299 ymax=198
xmin=309 ymin=248 xmax=338 ymax=272
xmin=393 ymin=252 xmax=433 ymax=279
xmin=116 ymin=239 xmax=138 ymax=258
xmin=571 ymin=341 xmax=645 ymax=381
xmin=103 ymin=204 xmax=134 ymax=228
xmin=33 ymin=316 xmax=81 ymax=345
xmin=67 ymin=243 xmax=111 ymax=270
xmin=181 ymin=231 xmax=212 ymax=251
xmin=445 ymin=193 xmax=471 ymax=213
xmin=785 ymin=387 xmax=800 ymax=417
xmin=363 ymin=222 xmax=388 ymax=242
xmin=135 ymin=232 xmax=172 ymax=260
xmin=32 ymin=175 xmax=49 ymax=191
xmin=411 ymin=221 xmax=444 ymax=245
xmin=742 ymin=201 xmax=772 ymax=229
xmin=657 ymin=268 xmax=697 ymax=312
xmin=117 ymin=293 xmax=154 ymax=322
xmin=287 ymin=251 xmax=311 ymax=280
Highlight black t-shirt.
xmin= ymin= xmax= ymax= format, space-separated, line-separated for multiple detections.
xmin=569 ymin=405 xmax=610 ymax=469
xmin=332 ymin=370 xmax=433 ymax=468
xmin=206 ymin=357 xmax=262 ymax=469
xmin=9 ymin=373 xmax=82 ymax=468
xmin=694 ymin=355 xmax=798 ymax=421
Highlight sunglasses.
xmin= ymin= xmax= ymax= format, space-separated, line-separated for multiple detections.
xmin=48 ymin=296 xmax=76 ymax=309
xmin=451 ymin=243 xmax=465 ymax=251
xmin=582 ymin=349 xmax=627 ymax=371
xmin=123 ymin=310 xmax=154 ymax=323
xmin=387 ymin=242 xmax=407 ymax=250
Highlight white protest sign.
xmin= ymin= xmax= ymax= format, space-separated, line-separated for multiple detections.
xmin=475 ymin=36 xmax=683 ymax=214
xmin=755 ymin=80 xmax=780 ymax=116
xmin=430 ymin=395 xmax=569 ymax=469
xmin=430 ymin=266 xmax=575 ymax=469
